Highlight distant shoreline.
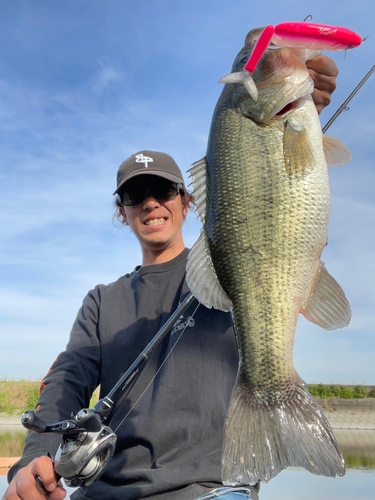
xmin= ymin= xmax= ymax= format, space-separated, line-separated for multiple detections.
xmin=314 ymin=397 xmax=375 ymax=430
xmin=1 ymin=396 xmax=374 ymax=428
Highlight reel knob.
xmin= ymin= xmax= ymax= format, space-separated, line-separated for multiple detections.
xmin=21 ymin=411 xmax=47 ymax=433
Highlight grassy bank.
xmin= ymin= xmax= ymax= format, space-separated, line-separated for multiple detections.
xmin=0 ymin=380 xmax=100 ymax=416
xmin=0 ymin=380 xmax=40 ymax=415
xmin=308 ymin=384 xmax=375 ymax=399
xmin=0 ymin=380 xmax=374 ymax=416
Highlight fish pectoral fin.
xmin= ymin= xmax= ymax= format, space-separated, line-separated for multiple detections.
xmin=219 ymin=71 xmax=259 ymax=102
xmin=323 ymin=135 xmax=352 ymax=167
xmin=186 ymin=230 xmax=232 ymax=312
xmin=283 ymin=120 xmax=315 ymax=176
xmin=301 ymin=261 xmax=351 ymax=330
xmin=188 ymin=157 xmax=208 ymax=224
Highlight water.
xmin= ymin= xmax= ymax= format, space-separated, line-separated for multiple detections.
xmin=1 ymin=429 xmax=374 ymax=499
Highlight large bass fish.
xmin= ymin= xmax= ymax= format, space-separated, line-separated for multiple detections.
xmin=186 ymin=28 xmax=352 ymax=486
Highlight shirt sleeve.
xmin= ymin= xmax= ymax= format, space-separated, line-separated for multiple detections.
xmin=7 ymin=286 xmax=104 ymax=483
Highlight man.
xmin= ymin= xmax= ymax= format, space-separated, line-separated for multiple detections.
xmin=4 ymin=55 xmax=338 ymax=500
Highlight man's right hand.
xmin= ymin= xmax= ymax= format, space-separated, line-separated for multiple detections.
xmin=2 ymin=456 xmax=66 ymax=500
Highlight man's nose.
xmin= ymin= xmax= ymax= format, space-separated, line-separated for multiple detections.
xmin=143 ymin=195 xmax=161 ymax=210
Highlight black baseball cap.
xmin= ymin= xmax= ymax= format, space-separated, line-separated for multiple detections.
xmin=114 ymin=150 xmax=185 ymax=195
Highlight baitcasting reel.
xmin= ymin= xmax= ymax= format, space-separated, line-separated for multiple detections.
xmin=21 ymin=408 xmax=117 ymax=488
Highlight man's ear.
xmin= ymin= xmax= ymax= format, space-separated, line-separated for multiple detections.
xmin=182 ymin=198 xmax=190 ymax=219
xmin=120 ymin=206 xmax=128 ymax=224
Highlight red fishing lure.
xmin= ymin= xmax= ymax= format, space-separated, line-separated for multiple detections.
xmin=273 ymin=22 xmax=362 ymax=50
xmin=219 ymin=22 xmax=362 ymax=102
xmin=244 ymin=22 xmax=362 ymax=75
xmin=244 ymin=25 xmax=275 ymax=73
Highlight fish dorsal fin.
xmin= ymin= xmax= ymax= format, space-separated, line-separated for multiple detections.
xmin=301 ymin=261 xmax=351 ymax=330
xmin=283 ymin=121 xmax=315 ymax=175
xmin=323 ymin=135 xmax=352 ymax=167
xmin=186 ymin=231 xmax=232 ymax=312
xmin=188 ymin=157 xmax=208 ymax=224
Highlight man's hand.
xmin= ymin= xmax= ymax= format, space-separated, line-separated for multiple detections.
xmin=2 ymin=456 xmax=66 ymax=500
xmin=307 ymin=54 xmax=339 ymax=114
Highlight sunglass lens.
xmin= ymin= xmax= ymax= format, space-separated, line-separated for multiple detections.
xmin=152 ymin=181 xmax=178 ymax=200
xmin=121 ymin=185 xmax=146 ymax=206
xmin=121 ymin=178 xmax=180 ymax=206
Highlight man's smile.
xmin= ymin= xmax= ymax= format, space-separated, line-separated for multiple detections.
xmin=144 ymin=217 xmax=168 ymax=227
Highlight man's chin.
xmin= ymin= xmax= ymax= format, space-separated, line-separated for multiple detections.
xmin=142 ymin=238 xmax=171 ymax=249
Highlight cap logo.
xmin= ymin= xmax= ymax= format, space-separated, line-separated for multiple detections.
xmin=136 ymin=153 xmax=153 ymax=168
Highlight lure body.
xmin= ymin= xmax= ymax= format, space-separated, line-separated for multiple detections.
xmin=272 ymin=22 xmax=363 ymax=50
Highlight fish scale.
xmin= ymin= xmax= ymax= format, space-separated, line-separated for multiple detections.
xmin=186 ymin=28 xmax=352 ymax=486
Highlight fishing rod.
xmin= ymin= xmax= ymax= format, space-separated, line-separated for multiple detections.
xmin=322 ymin=63 xmax=375 ymax=133
xmin=21 ymin=291 xmax=196 ymax=489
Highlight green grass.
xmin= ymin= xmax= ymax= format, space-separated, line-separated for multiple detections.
xmin=0 ymin=380 xmax=372 ymax=414
xmin=0 ymin=379 xmax=100 ymax=415
xmin=308 ymin=383 xmax=374 ymax=399
xmin=0 ymin=380 xmax=41 ymax=415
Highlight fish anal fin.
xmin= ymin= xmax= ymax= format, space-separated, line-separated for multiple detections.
xmin=301 ymin=261 xmax=351 ymax=330
xmin=222 ymin=376 xmax=345 ymax=486
xmin=186 ymin=231 xmax=232 ymax=312
xmin=283 ymin=120 xmax=315 ymax=176
xmin=323 ymin=135 xmax=352 ymax=167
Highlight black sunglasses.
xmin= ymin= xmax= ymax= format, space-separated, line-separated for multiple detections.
xmin=120 ymin=177 xmax=185 ymax=206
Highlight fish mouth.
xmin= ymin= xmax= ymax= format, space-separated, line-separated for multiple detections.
xmin=275 ymin=97 xmax=306 ymax=117
xmin=271 ymin=76 xmax=314 ymax=119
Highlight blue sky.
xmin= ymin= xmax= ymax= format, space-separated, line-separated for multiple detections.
xmin=0 ymin=1 xmax=374 ymax=384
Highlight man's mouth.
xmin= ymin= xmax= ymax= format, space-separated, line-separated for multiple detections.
xmin=144 ymin=218 xmax=167 ymax=226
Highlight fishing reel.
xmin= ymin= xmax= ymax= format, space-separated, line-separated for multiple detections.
xmin=21 ymin=408 xmax=117 ymax=487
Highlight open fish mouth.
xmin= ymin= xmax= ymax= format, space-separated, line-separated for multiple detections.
xmin=275 ymin=95 xmax=307 ymax=117
xmin=271 ymin=76 xmax=314 ymax=119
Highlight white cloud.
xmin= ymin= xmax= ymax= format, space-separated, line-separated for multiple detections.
xmin=92 ymin=62 xmax=123 ymax=93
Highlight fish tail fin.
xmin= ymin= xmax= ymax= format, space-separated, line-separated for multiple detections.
xmin=222 ymin=377 xmax=345 ymax=485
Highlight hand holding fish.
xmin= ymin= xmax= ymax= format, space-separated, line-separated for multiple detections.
xmin=307 ymin=54 xmax=339 ymax=113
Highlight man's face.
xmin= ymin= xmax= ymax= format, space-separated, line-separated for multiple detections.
xmin=121 ymin=175 xmax=189 ymax=254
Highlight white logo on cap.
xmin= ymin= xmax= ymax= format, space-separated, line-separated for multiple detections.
xmin=136 ymin=154 xmax=153 ymax=168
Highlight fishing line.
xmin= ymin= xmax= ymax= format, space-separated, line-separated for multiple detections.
xmin=322 ymin=64 xmax=375 ymax=133
xmin=325 ymin=70 xmax=374 ymax=136
xmin=113 ymin=301 xmax=201 ymax=433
